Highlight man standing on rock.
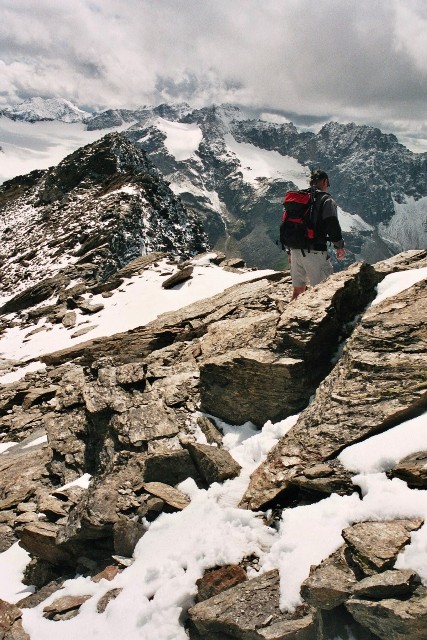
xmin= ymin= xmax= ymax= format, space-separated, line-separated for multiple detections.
xmin=282 ymin=169 xmax=346 ymax=301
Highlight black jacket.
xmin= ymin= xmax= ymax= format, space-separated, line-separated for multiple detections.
xmin=310 ymin=191 xmax=344 ymax=251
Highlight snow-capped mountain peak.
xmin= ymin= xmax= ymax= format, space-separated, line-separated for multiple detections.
xmin=3 ymin=97 xmax=91 ymax=123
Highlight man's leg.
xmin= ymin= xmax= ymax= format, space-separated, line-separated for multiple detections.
xmin=291 ymin=286 xmax=306 ymax=300
xmin=289 ymin=250 xmax=307 ymax=301
xmin=304 ymin=251 xmax=333 ymax=287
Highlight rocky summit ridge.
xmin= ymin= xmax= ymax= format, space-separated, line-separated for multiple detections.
xmin=0 ymin=244 xmax=426 ymax=639
xmin=0 ymin=132 xmax=208 ymax=302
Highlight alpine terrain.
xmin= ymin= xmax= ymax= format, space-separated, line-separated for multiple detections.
xmin=0 ymin=97 xmax=426 ymax=640
xmin=1 ymin=98 xmax=427 ymax=270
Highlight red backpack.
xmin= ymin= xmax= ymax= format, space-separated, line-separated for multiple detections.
xmin=280 ymin=187 xmax=329 ymax=250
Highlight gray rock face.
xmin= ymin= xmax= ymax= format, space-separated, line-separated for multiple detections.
xmin=241 ymin=275 xmax=427 ymax=509
xmin=391 ymin=451 xmax=427 ymax=488
xmin=188 ymin=570 xmax=316 ymax=640
xmin=346 ymin=586 xmax=427 ymax=640
xmin=0 ymin=133 xmax=208 ymax=303
xmin=342 ymin=520 xmax=424 ymax=576
xmin=200 ymin=262 xmax=377 ymax=426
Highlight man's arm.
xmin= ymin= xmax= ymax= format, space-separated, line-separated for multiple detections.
xmin=322 ymin=197 xmax=346 ymax=259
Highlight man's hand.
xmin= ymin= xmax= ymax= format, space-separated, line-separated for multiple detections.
xmin=335 ymin=248 xmax=346 ymax=260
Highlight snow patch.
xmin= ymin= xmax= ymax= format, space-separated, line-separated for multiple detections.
xmin=224 ymin=133 xmax=309 ymax=188
xmin=155 ymin=117 xmax=203 ymax=161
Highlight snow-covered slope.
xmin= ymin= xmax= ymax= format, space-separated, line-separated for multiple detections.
xmin=2 ymin=98 xmax=427 ymax=268
xmin=0 ymin=133 xmax=208 ymax=300
xmin=3 ymin=97 xmax=91 ymax=123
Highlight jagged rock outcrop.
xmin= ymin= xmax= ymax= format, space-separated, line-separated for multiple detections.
xmin=188 ymin=570 xmax=316 ymax=640
xmin=241 ymin=269 xmax=427 ymax=509
xmin=0 ymin=250 xmax=426 ymax=639
xmin=0 ymin=133 xmax=208 ymax=301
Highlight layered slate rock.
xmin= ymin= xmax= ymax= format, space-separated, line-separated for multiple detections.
xmin=188 ymin=570 xmax=316 ymax=640
xmin=346 ymin=586 xmax=427 ymax=640
xmin=199 ymin=262 xmax=377 ymax=426
xmin=300 ymin=546 xmax=357 ymax=610
xmin=352 ymin=569 xmax=420 ymax=599
xmin=342 ymin=519 xmax=423 ymax=576
xmin=241 ymin=276 xmax=427 ymax=509
xmin=0 ymin=598 xmax=30 ymax=640
xmin=391 ymin=451 xmax=427 ymax=488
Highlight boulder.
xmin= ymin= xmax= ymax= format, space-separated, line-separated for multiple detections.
xmin=140 ymin=482 xmax=190 ymax=510
xmin=78 ymin=301 xmax=104 ymax=315
xmin=0 ymin=598 xmax=30 ymax=640
xmin=346 ymin=586 xmax=427 ymax=640
xmin=17 ymin=521 xmax=75 ymax=566
xmin=188 ymin=570 xmax=316 ymax=640
xmin=162 ymin=265 xmax=193 ymax=288
xmin=184 ymin=441 xmax=241 ymax=485
xmin=196 ymin=415 xmax=223 ymax=446
xmin=391 ymin=451 xmax=427 ymax=488
xmin=300 ymin=546 xmax=357 ymax=610
xmin=342 ymin=519 xmax=424 ymax=576
xmin=143 ymin=449 xmax=200 ymax=486
xmin=352 ymin=569 xmax=420 ymax=600
xmin=196 ymin=565 xmax=247 ymax=602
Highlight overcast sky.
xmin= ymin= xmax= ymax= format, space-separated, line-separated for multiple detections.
xmin=1 ymin=0 xmax=427 ymax=150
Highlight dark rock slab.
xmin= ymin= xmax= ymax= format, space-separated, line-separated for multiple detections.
xmin=352 ymin=569 xmax=420 ymax=599
xmin=200 ymin=348 xmax=306 ymax=427
xmin=162 ymin=265 xmax=193 ymax=289
xmin=342 ymin=519 xmax=423 ymax=576
xmin=78 ymin=300 xmax=104 ymax=315
xmin=196 ymin=565 xmax=247 ymax=602
xmin=300 ymin=546 xmax=357 ymax=610
xmin=113 ymin=517 xmax=146 ymax=557
xmin=0 ymin=598 xmax=30 ymax=639
xmin=346 ymin=585 xmax=427 ymax=640
xmin=196 ymin=415 xmax=223 ymax=446
xmin=17 ymin=521 xmax=75 ymax=566
xmin=188 ymin=569 xmax=315 ymax=640
xmin=241 ymin=277 xmax=427 ymax=510
xmin=184 ymin=441 xmax=241 ymax=485
xmin=43 ymin=594 xmax=91 ymax=620
xmin=391 ymin=451 xmax=427 ymax=488
xmin=141 ymin=482 xmax=190 ymax=510
xmin=143 ymin=449 xmax=200 ymax=486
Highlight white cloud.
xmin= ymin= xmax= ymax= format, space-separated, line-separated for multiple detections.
xmin=1 ymin=0 xmax=427 ymax=145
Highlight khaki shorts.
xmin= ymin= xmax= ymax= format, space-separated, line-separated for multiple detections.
xmin=290 ymin=249 xmax=333 ymax=288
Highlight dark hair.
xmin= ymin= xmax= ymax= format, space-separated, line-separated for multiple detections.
xmin=310 ymin=169 xmax=330 ymax=186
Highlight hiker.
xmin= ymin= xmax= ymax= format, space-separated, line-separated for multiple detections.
xmin=281 ymin=169 xmax=345 ymax=301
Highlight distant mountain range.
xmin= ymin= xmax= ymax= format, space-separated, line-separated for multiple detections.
xmin=1 ymin=97 xmax=427 ymax=270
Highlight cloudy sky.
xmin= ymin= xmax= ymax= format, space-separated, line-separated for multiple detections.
xmin=1 ymin=0 xmax=427 ymax=150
